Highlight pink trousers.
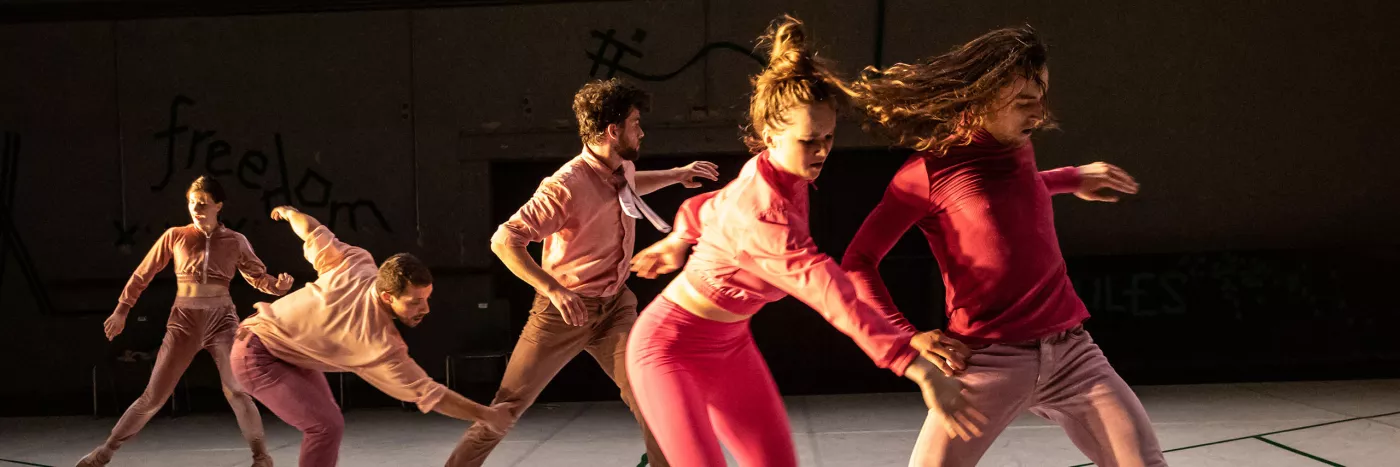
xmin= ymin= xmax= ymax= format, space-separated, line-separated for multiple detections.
xmin=97 ymin=296 xmax=267 ymax=461
xmin=232 ymin=331 xmax=343 ymax=467
xmin=911 ymin=325 xmax=1165 ymax=467
xmin=626 ymin=297 xmax=797 ymax=467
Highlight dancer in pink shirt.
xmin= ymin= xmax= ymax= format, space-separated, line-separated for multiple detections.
xmin=232 ymin=206 xmax=512 ymax=467
xmin=79 ymin=176 xmax=292 ymax=467
xmin=445 ymin=78 xmax=717 ymax=467
xmin=623 ymin=16 xmax=985 ymax=467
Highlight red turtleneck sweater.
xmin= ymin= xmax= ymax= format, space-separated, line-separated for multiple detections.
xmin=842 ymin=132 xmax=1089 ymax=344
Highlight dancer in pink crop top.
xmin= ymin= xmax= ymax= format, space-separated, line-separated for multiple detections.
xmin=79 ymin=176 xmax=293 ymax=467
xmin=622 ymin=16 xmax=986 ymax=467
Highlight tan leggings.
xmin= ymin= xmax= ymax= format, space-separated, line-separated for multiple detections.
xmin=97 ymin=296 xmax=267 ymax=457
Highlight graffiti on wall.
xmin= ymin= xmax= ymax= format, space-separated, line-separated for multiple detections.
xmin=1068 ymin=251 xmax=1346 ymax=321
xmin=119 ymin=95 xmax=392 ymax=247
xmin=0 ymin=131 xmax=55 ymax=312
xmin=585 ymin=27 xmax=764 ymax=81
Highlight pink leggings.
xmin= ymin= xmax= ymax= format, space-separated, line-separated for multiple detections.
xmin=98 ymin=296 xmax=267 ymax=458
xmin=626 ymin=297 xmax=796 ymax=467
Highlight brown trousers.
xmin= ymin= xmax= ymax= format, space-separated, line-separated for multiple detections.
xmin=445 ymin=287 xmax=667 ymax=467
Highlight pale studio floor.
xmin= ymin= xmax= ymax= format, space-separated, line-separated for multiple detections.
xmin=3 ymin=379 xmax=1399 ymax=467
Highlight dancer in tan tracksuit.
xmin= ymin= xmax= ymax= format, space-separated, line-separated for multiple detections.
xmin=79 ymin=176 xmax=293 ymax=467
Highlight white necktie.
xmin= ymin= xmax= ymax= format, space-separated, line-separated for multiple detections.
xmin=619 ymin=184 xmax=672 ymax=233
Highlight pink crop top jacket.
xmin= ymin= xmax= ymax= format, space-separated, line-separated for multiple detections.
xmin=117 ymin=223 xmax=291 ymax=313
xmin=670 ymin=153 xmax=919 ymax=376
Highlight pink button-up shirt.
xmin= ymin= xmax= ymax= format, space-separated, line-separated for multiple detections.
xmin=240 ymin=226 xmax=447 ymax=413
xmin=492 ymin=149 xmax=638 ymax=298
xmin=671 ymin=153 xmax=919 ymax=376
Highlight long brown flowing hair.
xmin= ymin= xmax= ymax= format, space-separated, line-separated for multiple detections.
xmin=742 ymin=15 xmax=854 ymax=154
xmin=851 ymin=26 xmax=1053 ymax=155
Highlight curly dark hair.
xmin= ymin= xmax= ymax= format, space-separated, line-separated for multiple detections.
xmin=742 ymin=14 xmax=853 ymax=154
xmin=850 ymin=26 xmax=1054 ymax=155
xmin=376 ymin=253 xmax=433 ymax=296
xmin=573 ymin=78 xmax=652 ymax=144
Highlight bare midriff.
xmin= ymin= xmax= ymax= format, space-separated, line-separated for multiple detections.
xmin=659 ymin=276 xmax=751 ymax=323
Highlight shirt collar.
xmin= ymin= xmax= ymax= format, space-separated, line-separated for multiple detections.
xmin=756 ymin=151 xmax=809 ymax=199
xmin=580 ymin=146 xmax=624 ymax=182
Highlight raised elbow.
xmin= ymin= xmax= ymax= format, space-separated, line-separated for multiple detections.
xmin=489 ymin=239 xmax=509 ymax=259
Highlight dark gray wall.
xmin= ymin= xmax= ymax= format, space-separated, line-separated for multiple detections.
xmin=2 ymin=0 xmax=1397 ymax=414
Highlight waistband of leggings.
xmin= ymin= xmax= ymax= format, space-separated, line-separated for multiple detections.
xmin=172 ymin=295 xmax=235 ymax=309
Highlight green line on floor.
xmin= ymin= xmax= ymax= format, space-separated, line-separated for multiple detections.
xmin=1068 ymin=409 xmax=1400 ymax=466
xmin=1254 ymin=436 xmax=1344 ymax=466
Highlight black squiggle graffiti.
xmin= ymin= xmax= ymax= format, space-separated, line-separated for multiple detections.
xmin=0 ymin=131 xmax=55 ymax=313
xmin=112 ymin=221 xmax=137 ymax=250
xmin=586 ymin=28 xmax=764 ymax=81
xmin=135 ymin=95 xmax=392 ymax=245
